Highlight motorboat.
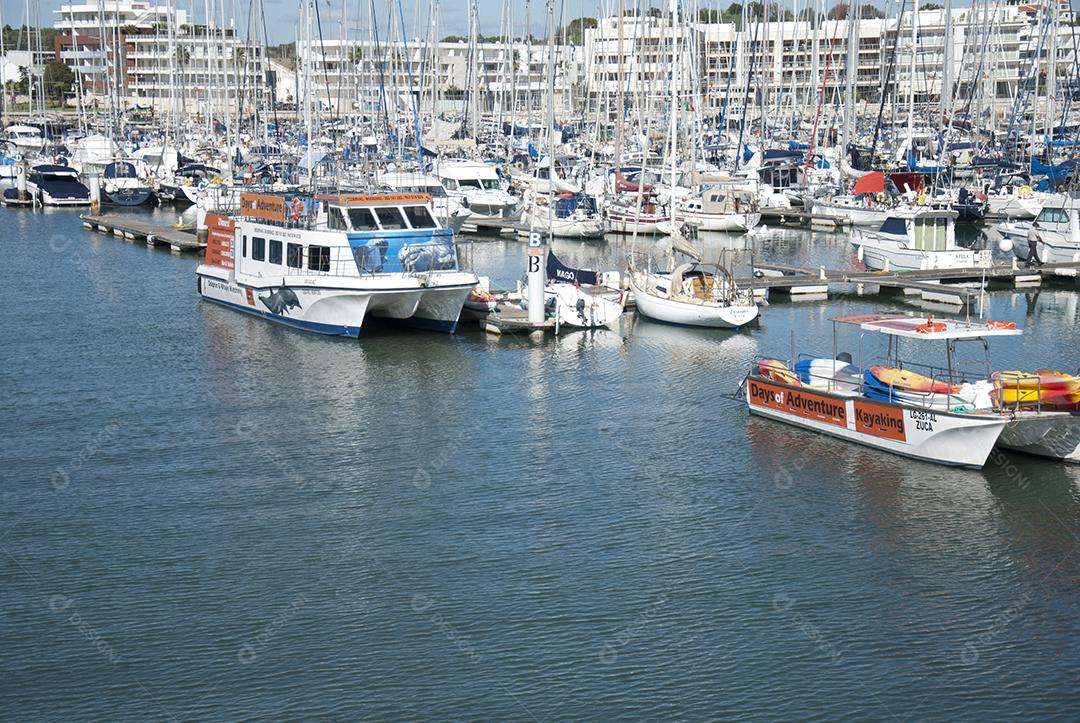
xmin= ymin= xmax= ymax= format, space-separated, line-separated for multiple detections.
xmin=851 ymin=208 xmax=978 ymax=271
xmin=376 ymin=170 xmax=472 ymax=233
xmin=745 ymin=314 xmax=1017 ymax=467
xmin=196 ymin=191 xmax=479 ymax=336
xmin=435 ymin=160 xmax=519 ymax=230
xmin=24 ymin=164 xmax=89 ymax=206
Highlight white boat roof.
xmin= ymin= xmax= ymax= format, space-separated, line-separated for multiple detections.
xmin=832 ymin=314 xmax=1023 ymax=339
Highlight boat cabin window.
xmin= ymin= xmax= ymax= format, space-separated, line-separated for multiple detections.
xmin=252 ymin=236 xmax=266 ymax=261
xmin=913 ymin=220 xmax=947 ymax=251
xmin=375 ymin=207 xmax=407 ymax=230
xmin=347 ymin=207 xmax=379 ymax=231
xmin=425 ymin=185 xmax=447 ymax=198
xmin=480 ymin=178 xmax=500 ymax=190
xmin=1036 ymin=208 xmax=1069 ymax=224
xmin=327 ymin=207 xmax=348 ymax=230
xmin=458 ymin=179 xmax=482 ymax=189
xmin=269 ymin=239 xmax=282 ymax=265
xmin=286 ymin=243 xmax=303 ymax=268
xmin=402 ymin=205 xmax=437 ymax=229
xmin=308 ymin=245 xmax=330 ymax=272
xmin=880 ymin=218 xmax=907 ymax=235
xmin=242 ymin=235 xmax=248 ymax=258
xmin=442 ymin=178 xmax=458 ymax=190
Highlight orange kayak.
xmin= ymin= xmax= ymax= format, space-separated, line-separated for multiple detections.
xmin=869 ymin=365 xmax=957 ymax=394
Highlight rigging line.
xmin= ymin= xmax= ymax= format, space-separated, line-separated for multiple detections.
xmin=395 ymin=0 xmax=424 ymax=165
xmin=369 ymin=0 xmax=392 ymax=147
xmin=312 ymin=0 xmax=337 ymax=120
xmin=870 ymin=0 xmax=907 ymax=164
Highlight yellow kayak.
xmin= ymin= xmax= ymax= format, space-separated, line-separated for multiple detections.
xmin=993 ymin=370 xmax=1080 ymax=405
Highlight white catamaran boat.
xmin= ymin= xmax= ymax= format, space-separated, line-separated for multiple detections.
xmin=196 ymin=192 xmax=478 ymax=337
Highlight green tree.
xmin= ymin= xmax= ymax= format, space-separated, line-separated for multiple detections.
xmin=42 ymin=60 xmax=73 ymax=102
xmin=176 ymin=46 xmax=190 ymax=66
xmin=556 ymin=17 xmax=597 ymax=46
xmin=860 ymin=4 xmax=886 ymax=18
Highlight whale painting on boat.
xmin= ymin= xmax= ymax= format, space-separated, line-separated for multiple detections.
xmin=259 ymin=286 xmax=302 ymax=315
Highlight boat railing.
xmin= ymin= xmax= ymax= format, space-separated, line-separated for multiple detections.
xmin=991 ymin=373 xmax=1045 ymax=415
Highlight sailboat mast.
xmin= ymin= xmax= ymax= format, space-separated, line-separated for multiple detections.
xmin=668 ymin=0 xmax=678 ymax=230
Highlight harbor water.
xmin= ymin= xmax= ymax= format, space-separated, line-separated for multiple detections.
xmin=4 ymin=207 xmax=1080 ymax=720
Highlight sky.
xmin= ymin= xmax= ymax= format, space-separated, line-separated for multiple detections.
xmin=0 ymin=0 xmax=1006 ymax=46
xmin=1 ymin=0 xmax=607 ymax=44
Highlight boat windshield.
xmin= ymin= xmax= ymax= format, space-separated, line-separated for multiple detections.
xmin=1036 ymin=207 xmax=1069 ymax=224
xmin=401 ymin=205 xmax=437 ymax=229
xmin=347 ymin=207 xmax=379 ymax=231
xmin=913 ymin=220 xmax=948 ymax=251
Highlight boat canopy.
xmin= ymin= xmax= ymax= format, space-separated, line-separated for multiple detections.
xmin=831 ymin=314 xmax=1023 ymax=340
xmin=853 ymin=171 xmax=885 ymax=195
xmin=104 ymin=161 xmax=137 ymax=179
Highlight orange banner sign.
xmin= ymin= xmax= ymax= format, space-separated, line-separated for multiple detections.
xmin=853 ymin=400 xmax=907 ymax=442
xmin=315 ymin=193 xmax=431 ymax=205
xmin=240 ymin=193 xmax=286 ymax=222
xmin=748 ymin=378 xmax=847 ymax=427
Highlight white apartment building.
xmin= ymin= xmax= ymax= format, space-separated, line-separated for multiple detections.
xmin=53 ymin=0 xmax=267 ymax=113
xmin=583 ymin=2 xmax=1076 ymax=121
xmin=296 ymin=38 xmax=582 ymax=117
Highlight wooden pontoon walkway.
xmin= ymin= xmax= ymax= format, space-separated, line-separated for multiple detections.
xmin=81 ymin=214 xmax=203 ymax=252
xmin=738 ymin=260 xmax=1080 ymax=301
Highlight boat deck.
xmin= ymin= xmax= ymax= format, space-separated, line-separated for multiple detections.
xmin=81 ymin=214 xmax=203 ymax=252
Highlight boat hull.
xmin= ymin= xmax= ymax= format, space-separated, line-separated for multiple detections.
xmin=103 ymin=186 xmax=156 ymax=206
xmin=996 ymin=411 xmax=1080 ymax=462
xmin=745 ymin=376 xmax=1007 ymax=467
xmin=629 ymin=273 xmax=759 ymax=328
xmin=196 ymin=267 xmax=473 ymax=337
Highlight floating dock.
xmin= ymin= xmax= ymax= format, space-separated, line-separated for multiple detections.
xmin=477 ymin=304 xmax=559 ymax=335
xmin=760 ymin=208 xmax=849 ymax=230
xmin=81 ymin=214 xmax=203 ymax=252
xmin=741 ymin=260 xmax=1080 ymax=304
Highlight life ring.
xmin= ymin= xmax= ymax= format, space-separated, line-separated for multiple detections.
xmin=211 ymin=175 xmax=223 ymax=186
xmin=916 ymin=193 xmax=927 ymax=206
xmin=986 ymin=320 xmax=1017 ymax=330
xmin=875 ymin=192 xmax=885 ymax=203
xmin=290 ymin=196 xmax=303 ymax=220
xmin=917 ymin=315 xmax=946 ymax=334
xmin=1018 ymin=185 xmax=1032 ymax=199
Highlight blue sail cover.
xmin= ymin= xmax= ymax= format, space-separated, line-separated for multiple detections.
xmin=546 ymin=250 xmax=598 ymax=285
xmin=1031 ymin=158 xmax=1076 ymax=180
